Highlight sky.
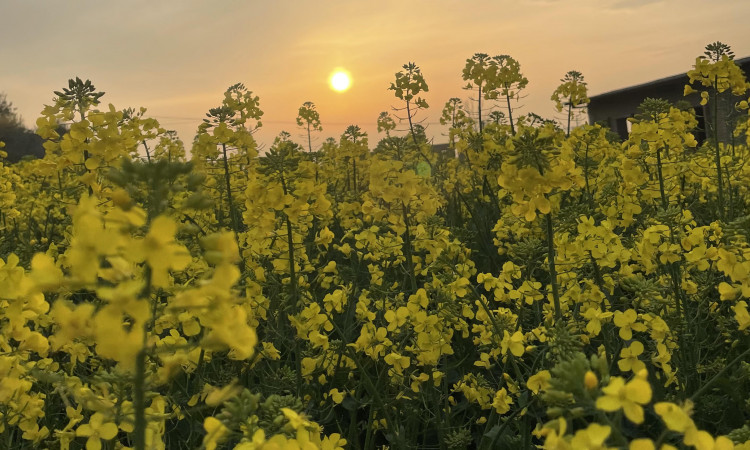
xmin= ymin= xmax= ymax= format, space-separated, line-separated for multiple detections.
xmin=2 ymin=0 xmax=749 ymax=151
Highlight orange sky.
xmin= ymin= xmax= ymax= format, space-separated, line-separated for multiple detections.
xmin=2 ymin=0 xmax=749 ymax=150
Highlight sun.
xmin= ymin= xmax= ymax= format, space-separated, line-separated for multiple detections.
xmin=329 ymin=69 xmax=351 ymax=92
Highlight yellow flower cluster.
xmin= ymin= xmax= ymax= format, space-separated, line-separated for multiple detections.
xmin=1 ymin=44 xmax=750 ymax=449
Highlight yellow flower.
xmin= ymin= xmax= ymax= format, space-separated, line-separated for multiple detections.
xmin=212 ymin=122 xmax=233 ymax=143
xmin=93 ymin=304 xmax=147 ymax=371
xmin=321 ymin=433 xmax=347 ymax=450
xmin=205 ymin=380 xmax=242 ymax=407
xmin=618 ymin=341 xmax=646 ymax=373
xmin=384 ymin=352 xmax=411 ymax=375
xmin=49 ymin=301 xmax=96 ymax=348
xmin=654 ymin=401 xmax=694 ymax=433
xmin=261 ymin=342 xmax=281 ymax=360
xmin=201 ymin=304 xmax=257 ymax=360
xmin=651 ymin=343 xmax=672 ymax=369
xmin=570 ymin=423 xmax=611 ymax=450
xmin=201 ymin=231 xmax=240 ymax=265
xmin=700 ymin=91 xmax=709 ymax=106
xmin=733 ymin=301 xmax=750 ymax=330
xmin=613 ymin=309 xmax=646 ymax=340
xmin=538 ymin=417 xmax=570 ymax=450
xmin=384 ymin=306 xmax=409 ymax=331
xmin=527 ymin=370 xmax=551 ymax=394
xmin=67 ymin=196 xmax=120 ymax=283
xmin=501 ymin=330 xmax=525 ymax=357
xmin=492 ymin=387 xmax=513 ymax=414
xmin=584 ymin=371 xmax=599 ymax=390
xmin=595 ymin=372 xmax=652 ymax=424
xmin=29 ymin=253 xmax=63 ymax=290
xmin=129 ymin=215 xmax=192 ymax=288
xmin=202 ymin=417 xmax=228 ymax=450
xmin=582 ymin=308 xmax=612 ymax=337
xmin=281 ymin=408 xmax=312 ymax=430
xmin=328 ymin=388 xmax=345 ymax=404
xmin=629 ymin=438 xmax=655 ymax=450
xmin=75 ymin=413 xmax=118 ymax=450
xmin=684 ymin=429 xmax=735 ymax=450
xmin=718 ymin=282 xmax=740 ymax=301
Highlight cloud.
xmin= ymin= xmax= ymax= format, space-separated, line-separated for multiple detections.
xmin=608 ymin=0 xmax=665 ymax=10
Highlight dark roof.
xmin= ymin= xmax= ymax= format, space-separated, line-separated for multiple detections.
xmin=432 ymin=143 xmax=451 ymax=153
xmin=590 ymin=56 xmax=750 ymax=101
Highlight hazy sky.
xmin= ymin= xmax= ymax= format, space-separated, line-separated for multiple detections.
xmin=2 ymin=0 xmax=749 ymax=150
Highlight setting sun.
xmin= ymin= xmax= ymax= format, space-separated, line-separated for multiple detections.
xmin=329 ymin=69 xmax=351 ymax=92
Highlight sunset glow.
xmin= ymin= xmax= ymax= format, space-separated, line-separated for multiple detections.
xmin=1 ymin=2 xmax=749 ymax=148
xmin=2 ymin=3 xmax=750 ymax=449
xmin=329 ymin=70 xmax=351 ymax=92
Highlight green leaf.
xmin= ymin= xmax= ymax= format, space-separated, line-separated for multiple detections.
xmin=416 ymin=161 xmax=431 ymax=177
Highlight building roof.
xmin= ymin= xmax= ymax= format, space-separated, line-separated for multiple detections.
xmin=587 ymin=55 xmax=749 ymax=141
xmin=590 ymin=56 xmax=750 ymax=101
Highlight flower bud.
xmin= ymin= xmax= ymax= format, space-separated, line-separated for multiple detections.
xmin=584 ymin=370 xmax=598 ymax=390
xmin=111 ymin=188 xmax=133 ymax=210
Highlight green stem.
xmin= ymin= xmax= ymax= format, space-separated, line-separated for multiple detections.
xmin=307 ymin=123 xmax=313 ymax=153
xmin=584 ymin=142 xmax=592 ymax=205
xmin=133 ymin=348 xmax=147 ymax=450
xmin=656 ymin=146 xmax=668 ymax=209
xmin=711 ymin=81 xmax=725 ymax=220
xmin=480 ymin=398 xmax=537 ymax=450
xmin=545 ymin=212 xmax=562 ymax=321
xmin=363 ymin=402 xmax=376 ymax=450
xmin=142 ymin=140 xmax=151 ymax=162
xmin=506 ymin=90 xmax=515 ymax=135
xmin=407 ymin=100 xmax=418 ymax=147
xmin=401 ymin=203 xmax=418 ymax=293
xmin=221 ymin=142 xmax=240 ymax=236
xmin=133 ymin=266 xmax=152 ymax=450
xmin=478 ymin=84 xmax=483 ymax=134
xmin=690 ymin=346 xmax=750 ymax=402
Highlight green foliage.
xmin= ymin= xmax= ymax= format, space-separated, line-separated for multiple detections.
xmin=0 ymin=42 xmax=749 ymax=450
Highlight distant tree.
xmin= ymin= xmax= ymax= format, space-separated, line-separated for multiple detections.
xmin=440 ymin=98 xmax=472 ymax=148
xmin=375 ymin=111 xmax=408 ymax=160
xmin=411 ymin=123 xmax=428 ymax=144
xmin=374 ymin=134 xmax=409 ymax=160
xmin=277 ymin=130 xmax=292 ymax=142
xmin=296 ymin=101 xmax=322 ymax=153
xmin=0 ymin=93 xmax=45 ymax=162
xmin=389 ymin=62 xmax=429 ymax=146
xmin=322 ymin=136 xmax=336 ymax=150
xmin=377 ymin=111 xmax=396 ymax=138
xmin=340 ymin=125 xmax=368 ymax=192
xmin=341 ymin=125 xmax=366 ymax=145
xmin=488 ymin=110 xmax=505 ymax=125
xmin=0 ymin=94 xmax=22 ymax=128
xmin=525 ymin=112 xmax=558 ymax=129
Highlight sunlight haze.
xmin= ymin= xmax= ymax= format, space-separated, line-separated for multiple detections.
xmin=2 ymin=0 xmax=749 ymax=150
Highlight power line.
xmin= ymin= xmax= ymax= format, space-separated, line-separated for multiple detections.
xmin=150 ymin=115 xmax=446 ymax=127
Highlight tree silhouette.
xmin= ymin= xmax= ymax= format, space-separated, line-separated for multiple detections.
xmin=0 ymin=93 xmax=45 ymax=163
